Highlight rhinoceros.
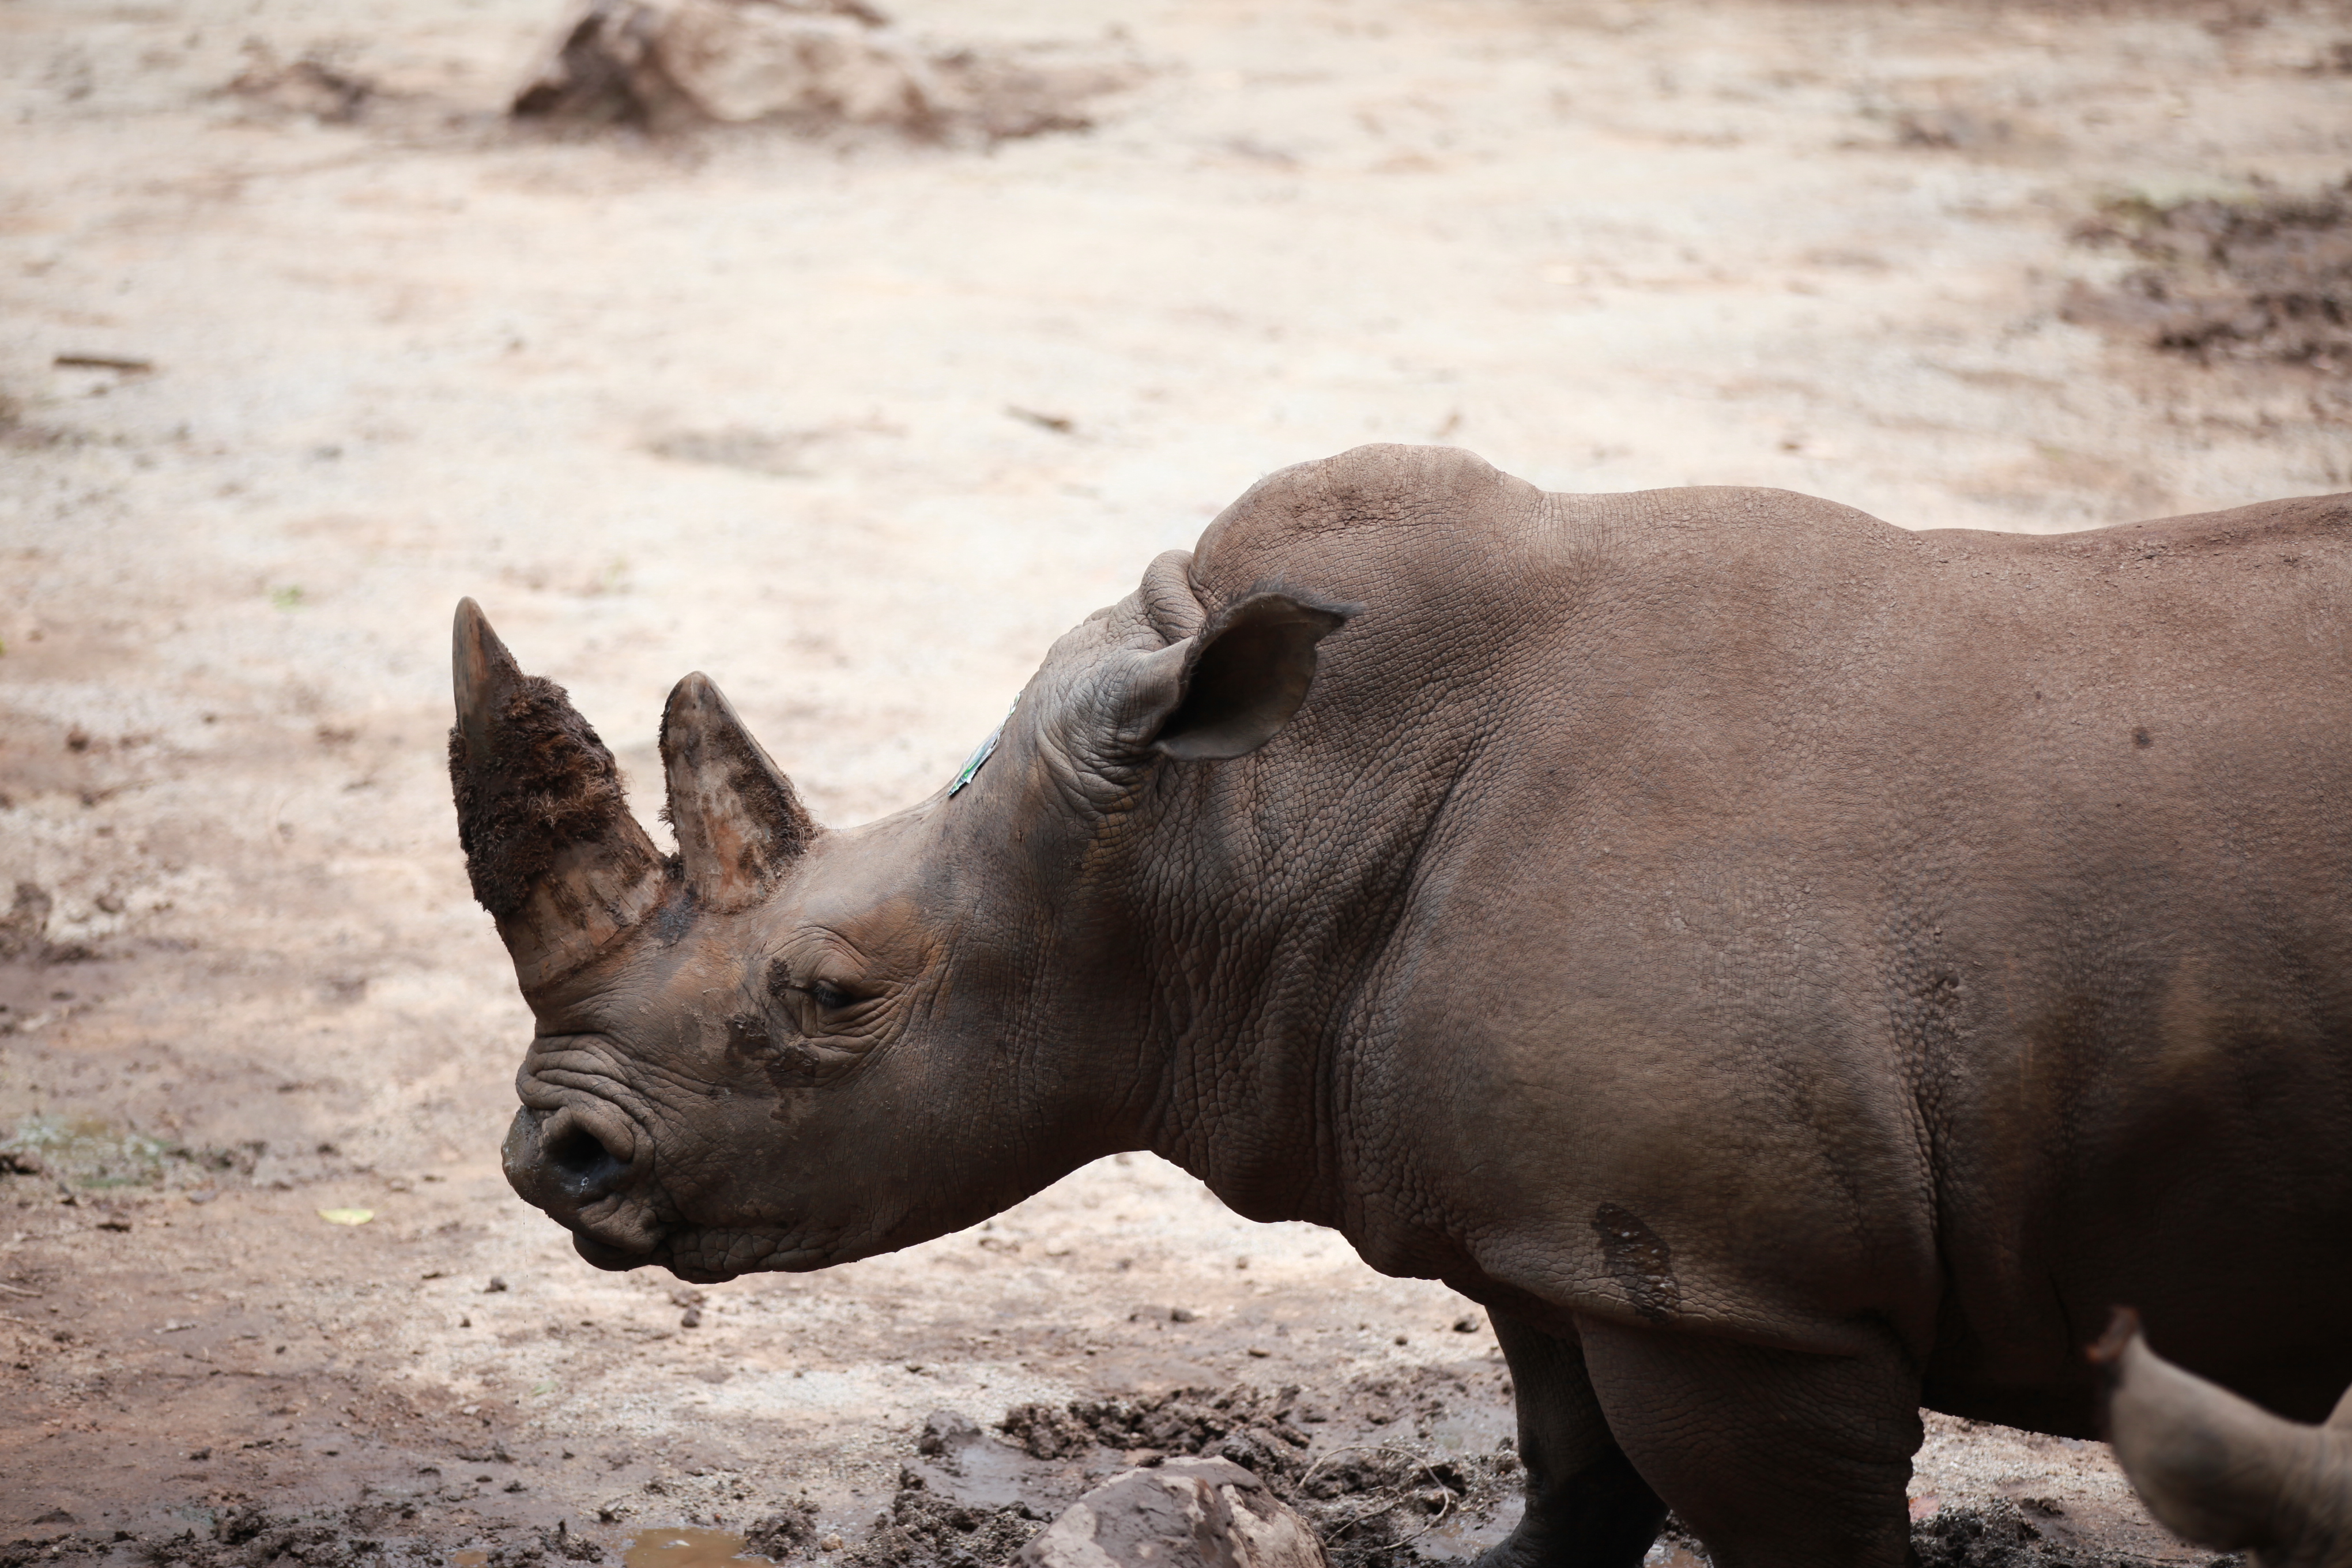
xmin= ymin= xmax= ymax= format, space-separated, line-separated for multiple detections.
xmin=450 ymin=444 xmax=2352 ymax=1568
xmin=2094 ymin=1307 xmax=2352 ymax=1567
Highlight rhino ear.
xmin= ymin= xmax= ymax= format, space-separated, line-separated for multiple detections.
xmin=660 ymin=673 xmax=815 ymax=912
xmin=1137 ymin=589 xmax=1358 ymax=763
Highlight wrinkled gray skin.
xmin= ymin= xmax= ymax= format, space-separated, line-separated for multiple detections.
xmin=2095 ymin=1309 xmax=2352 ymax=1568
xmin=452 ymin=445 xmax=2352 ymax=1568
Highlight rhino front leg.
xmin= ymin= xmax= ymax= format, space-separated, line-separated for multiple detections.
xmin=1475 ymin=1311 xmax=1667 ymax=1568
xmin=1582 ymin=1317 xmax=1923 ymax=1568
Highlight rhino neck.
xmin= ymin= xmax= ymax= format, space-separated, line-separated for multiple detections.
xmin=1125 ymin=697 xmax=1484 ymax=1243
xmin=1113 ymin=446 xmax=1584 ymax=1260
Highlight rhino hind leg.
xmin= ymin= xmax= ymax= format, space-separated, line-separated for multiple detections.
xmin=1475 ymin=1313 xmax=1666 ymax=1568
xmin=1582 ymin=1318 xmax=1923 ymax=1568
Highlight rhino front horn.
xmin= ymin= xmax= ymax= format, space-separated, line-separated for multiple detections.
xmin=448 ymin=599 xmax=669 ymax=994
xmin=659 ymin=673 xmax=815 ymax=913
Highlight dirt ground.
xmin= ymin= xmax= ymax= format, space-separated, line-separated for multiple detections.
xmin=2 ymin=0 xmax=2346 ymax=1561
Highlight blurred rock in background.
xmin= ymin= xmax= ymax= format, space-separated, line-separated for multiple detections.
xmin=512 ymin=0 xmax=1133 ymax=142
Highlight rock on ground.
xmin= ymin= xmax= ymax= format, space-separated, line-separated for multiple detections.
xmin=1017 ymin=1457 xmax=1326 ymax=1568
xmin=511 ymin=0 xmax=1128 ymax=141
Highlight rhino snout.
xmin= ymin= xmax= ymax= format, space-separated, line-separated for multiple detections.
xmin=504 ymin=1104 xmax=662 ymax=1265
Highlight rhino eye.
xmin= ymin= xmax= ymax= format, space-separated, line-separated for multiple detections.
xmin=763 ymin=960 xmax=861 ymax=1020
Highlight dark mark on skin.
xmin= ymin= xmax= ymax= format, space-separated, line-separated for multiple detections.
xmin=651 ymin=884 xmax=697 ymax=945
xmin=762 ymin=1045 xmax=826 ymax=1101
xmin=733 ymin=986 xmax=827 ymax=1099
xmin=1592 ymin=1202 xmax=1680 ymax=1324
xmin=725 ymin=1014 xmax=771 ymax=1060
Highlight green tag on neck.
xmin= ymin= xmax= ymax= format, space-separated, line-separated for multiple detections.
xmin=948 ymin=698 xmax=1018 ymax=797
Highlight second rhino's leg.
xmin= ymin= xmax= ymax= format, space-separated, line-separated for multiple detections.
xmin=1472 ymin=1310 xmax=1667 ymax=1568
xmin=1581 ymin=1316 xmax=1924 ymax=1568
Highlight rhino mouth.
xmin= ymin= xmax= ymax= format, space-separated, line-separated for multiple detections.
xmin=566 ymin=1216 xmax=745 ymax=1281
xmin=569 ymin=1229 xmax=659 ymax=1272
xmin=581 ymin=1223 xmax=832 ymax=1284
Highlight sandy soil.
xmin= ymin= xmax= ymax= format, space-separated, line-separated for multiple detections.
xmin=2 ymin=0 xmax=2345 ymax=1560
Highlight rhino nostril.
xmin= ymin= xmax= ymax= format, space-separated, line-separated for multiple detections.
xmin=544 ymin=1120 xmax=628 ymax=1198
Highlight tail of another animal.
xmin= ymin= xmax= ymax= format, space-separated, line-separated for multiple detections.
xmin=2092 ymin=1306 xmax=2352 ymax=1567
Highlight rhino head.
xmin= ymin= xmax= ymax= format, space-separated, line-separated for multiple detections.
xmin=2094 ymin=1307 xmax=2352 ymax=1567
xmin=448 ymin=556 xmax=1352 ymax=1283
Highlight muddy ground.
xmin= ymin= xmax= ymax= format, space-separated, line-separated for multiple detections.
xmin=1 ymin=0 xmax=2345 ymax=1561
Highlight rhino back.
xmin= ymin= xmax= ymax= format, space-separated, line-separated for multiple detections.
xmin=1180 ymin=451 xmax=2352 ymax=1431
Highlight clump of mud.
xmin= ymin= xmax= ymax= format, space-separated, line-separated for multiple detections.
xmin=0 ymin=881 xmax=103 ymax=967
xmin=1 ymin=884 xmax=57 ymax=962
xmin=510 ymin=0 xmax=1134 ymax=145
xmin=1005 ymin=1385 xmax=1313 ymax=1482
xmin=1906 ymin=1498 xmax=2247 ymax=1568
xmin=224 ymin=44 xmax=375 ymax=123
xmin=0 ymin=1509 xmax=610 ymax=1568
xmin=1294 ymin=1447 xmax=1517 ymax=1563
xmin=133 ymin=1503 xmax=435 ymax=1568
xmin=1909 ymin=1501 xmax=2089 ymax=1568
xmin=2065 ymin=179 xmax=2352 ymax=373
xmin=741 ymin=1499 xmax=821 ymax=1560
xmin=995 ymin=1384 xmax=1519 ymax=1566
xmin=842 ymin=1491 xmax=1042 ymax=1568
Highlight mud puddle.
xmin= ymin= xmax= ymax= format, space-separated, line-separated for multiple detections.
xmin=621 ymin=1527 xmax=771 ymax=1567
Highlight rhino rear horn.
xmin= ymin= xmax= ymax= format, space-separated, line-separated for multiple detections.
xmin=2093 ymin=1306 xmax=2352 ymax=1561
xmin=660 ymin=673 xmax=815 ymax=912
xmin=449 ymin=600 xmax=669 ymax=994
